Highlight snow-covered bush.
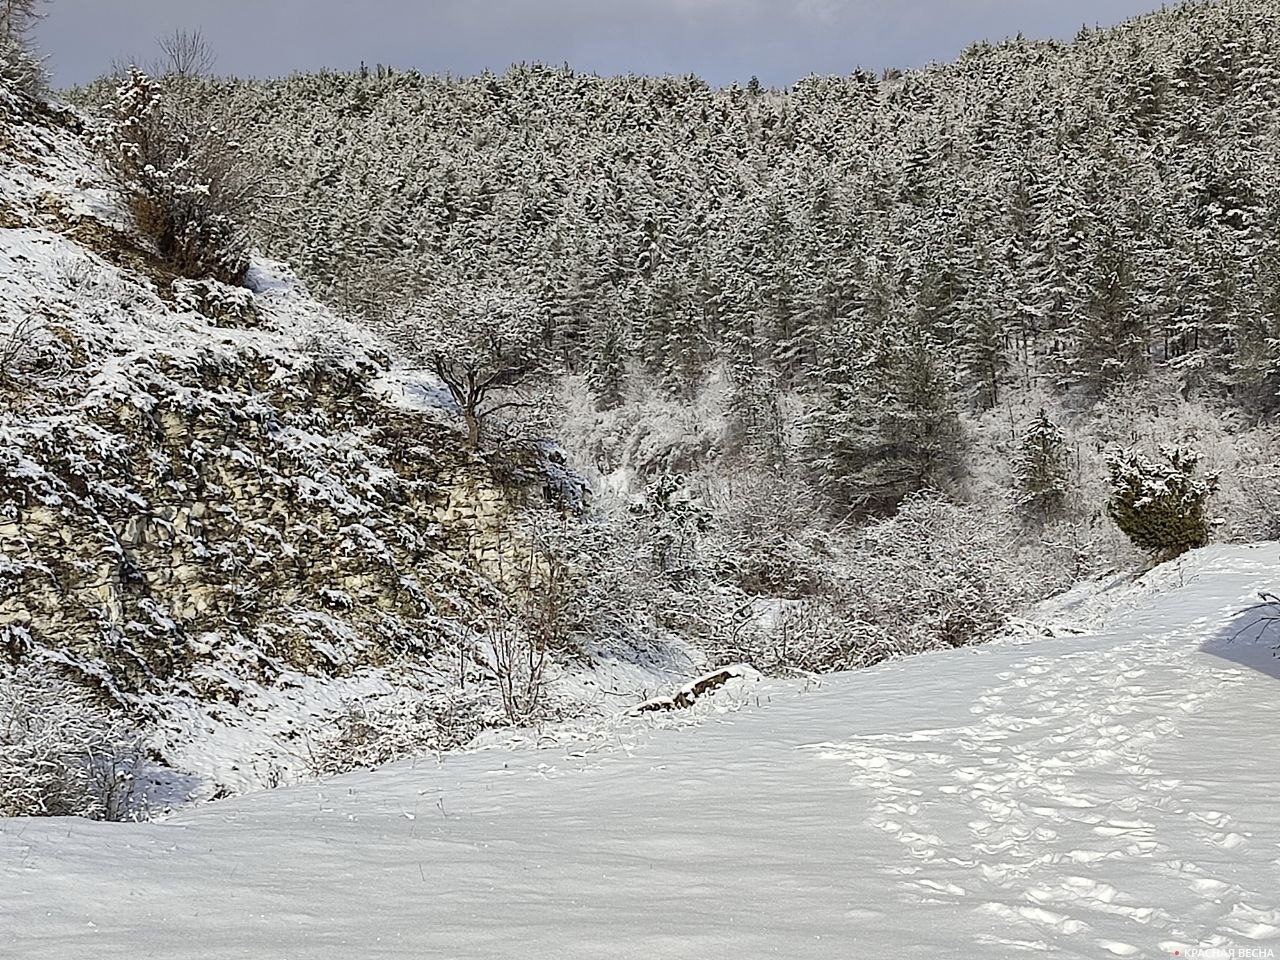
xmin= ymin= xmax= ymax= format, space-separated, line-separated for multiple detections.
xmin=304 ymin=687 xmax=495 ymax=778
xmin=717 ymin=598 xmax=902 ymax=676
xmin=173 ymin=277 xmax=259 ymax=327
xmin=851 ymin=493 xmax=1058 ymax=651
xmin=0 ymin=0 xmax=45 ymax=98
xmin=0 ymin=666 xmax=147 ymax=820
xmin=95 ymin=68 xmax=252 ymax=284
xmin=637 ymin=472 xmax=710 ymax=582
xmin=710 ymin=494 xmax=1067 ymax=674
xmin=0 ymin=313 xmax=42 ymax=386
xmin=1107 ymin=445 xmax=1218 ymax=561
xmin=1220 ymin=433 xmax=1280 ymax=541
xmin=705 ymin=466 xmax=830 ymax=598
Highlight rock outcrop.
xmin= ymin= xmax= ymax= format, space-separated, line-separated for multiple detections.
xmin=0 ymin=85 xmax=541 ymax=748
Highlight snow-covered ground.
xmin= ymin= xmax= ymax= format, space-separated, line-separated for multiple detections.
xmin=3 ymin=543 xmax=1279 ymax=959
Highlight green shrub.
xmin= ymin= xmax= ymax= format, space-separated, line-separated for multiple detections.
xmin=1106 ymin=445 xmax=1218 ymax=561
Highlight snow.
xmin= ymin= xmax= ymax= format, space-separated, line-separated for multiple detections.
xmin=4 ymin=543 xmax=1279 ymax=958
xmin=371 ymin=368 xmax=457 ymax=418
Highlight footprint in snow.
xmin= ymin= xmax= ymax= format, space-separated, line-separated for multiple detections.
xmin=1098 ymin=940 xmax=1140 ymax=957
xmin=1203 ymin=831 xmax=1250 ymax=851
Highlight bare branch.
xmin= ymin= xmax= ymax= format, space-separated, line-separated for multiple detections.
xmin=157 ymin=28 xmax=216 ymax=79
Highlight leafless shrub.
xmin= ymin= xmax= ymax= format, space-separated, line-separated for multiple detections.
xmin=304 ymin=687 xmax=493 ymax=778
xmin=707 ymin=493 xmax=1066 ymax=675
xmin=0 ymin=665 xmax=148 ymax=820
xmin=251 ymin=757 xmax=286 ymax=790
xmin=481 ymin=530 xmax=581 ymax=725
xmin=94 ymin=67 xmax=254 ymax=284
xmin=0 ymin=307 xmax=71 ymax=393
xmin=705 ymin=466 xmax=830 ymax=597
xmin=86 ymin=738 xmax=148 ymax=822
xmin=851 ymin=493 xmax=1055 ymax=650
xmin=0 ymin=313 xmax=41 ymax=384
xmin=486 ymin=617 xmax=549 ymax=725
xmin=711 ymin=597 xmax=902 ymax=676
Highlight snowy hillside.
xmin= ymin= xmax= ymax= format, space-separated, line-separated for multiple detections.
xmin=4 ymin=543 xmax=1277 ymax=958
xmin=0 ymin=83 xmax=693 ymax=805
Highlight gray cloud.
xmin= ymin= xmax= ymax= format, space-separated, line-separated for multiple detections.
xmin=37 ymin=0 xmax=1168 ymax=89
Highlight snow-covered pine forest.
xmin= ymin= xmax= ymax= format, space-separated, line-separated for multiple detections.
xmin=129 ymin=0 xmax=1280 ymax=616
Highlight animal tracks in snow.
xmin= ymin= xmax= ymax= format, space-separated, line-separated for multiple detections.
xmin=810 ymin=570 xmax=1280 ymax=955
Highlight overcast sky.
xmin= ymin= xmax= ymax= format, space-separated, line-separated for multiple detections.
xmin=38 ymin=0 xmax=1168 ymax=89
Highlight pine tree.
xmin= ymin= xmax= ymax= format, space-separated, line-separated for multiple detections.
xmin=1069 ymin=228 xmax=1149 ymax=392
xmin=811 ymin=319 xmax=964 ymax=515
xmin=1106 ymin=446 xmax=1218 ymax=561
xmin=1013 ymin=411 xmax=1069 ymax=522
xmin=586 ymin=293 xmax=628 ymax=412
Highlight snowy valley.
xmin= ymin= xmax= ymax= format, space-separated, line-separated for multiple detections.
xmin=3 ymin=0 xmax=1280 ymax=956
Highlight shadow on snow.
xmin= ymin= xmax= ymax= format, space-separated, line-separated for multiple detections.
xmin=1202 ymin=595 xmax=1280 ymax=681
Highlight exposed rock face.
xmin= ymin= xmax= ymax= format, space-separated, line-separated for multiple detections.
xmin=0 ymin=261 xmax=532 ymax=708
xmin=0 ymin=91 xmax=536 ymax=720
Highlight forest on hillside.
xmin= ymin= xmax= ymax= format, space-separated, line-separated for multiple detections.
xmin=67 ymin=0 xmax=1280 ymax=675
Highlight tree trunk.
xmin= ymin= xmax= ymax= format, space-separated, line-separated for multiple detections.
xmin=464 ymin=407 xmax=481 ymax=451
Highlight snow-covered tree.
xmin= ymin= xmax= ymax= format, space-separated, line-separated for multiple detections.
xmin=1013 ymin=410 xmax=1070 ymax=522
xmin=0 ymin=0 xmax=44 ymax=95
xmin=811 ymin=320 xmax=964 ymax=515
xmin=1106 ymin=445 xmax=1218 ymax=561
xmin=95 ymin=68 xmax=252 ymax=284
xmin=413 ymin=283 xmax=549 ymax=450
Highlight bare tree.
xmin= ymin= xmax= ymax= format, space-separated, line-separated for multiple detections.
xmin=487 ymin=617 xmax=550 ymax=725
xmin=412 ymin=283 xmax=548 ymax=450
xmin=157 ymin=28 xmax=215 ymax=79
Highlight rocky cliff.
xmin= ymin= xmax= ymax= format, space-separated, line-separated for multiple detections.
xmin=0 ymin=83 xmax=629 ymax=798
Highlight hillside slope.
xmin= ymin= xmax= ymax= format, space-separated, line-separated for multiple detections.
xmin=111 ymin=0 xmax=1280 ymax=667
xmin=0 ymin=83 xmax=684 ymax=801
xmin=3 ymin=542 xmax=1276 ymax=958
xmin=176 ymin=0 xmax=1280 ymax=419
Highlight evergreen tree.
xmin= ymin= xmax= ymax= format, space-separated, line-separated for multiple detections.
xmin=1068 ymin=228 xmax=1149 ymax=392
xmin=1107 ymin=446 xmax=1218 ymax=561
xmin=811 ymin=320 xmax=964 ymax=515
xmin=1013 ymin=411 xmax=1070 ymax=522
